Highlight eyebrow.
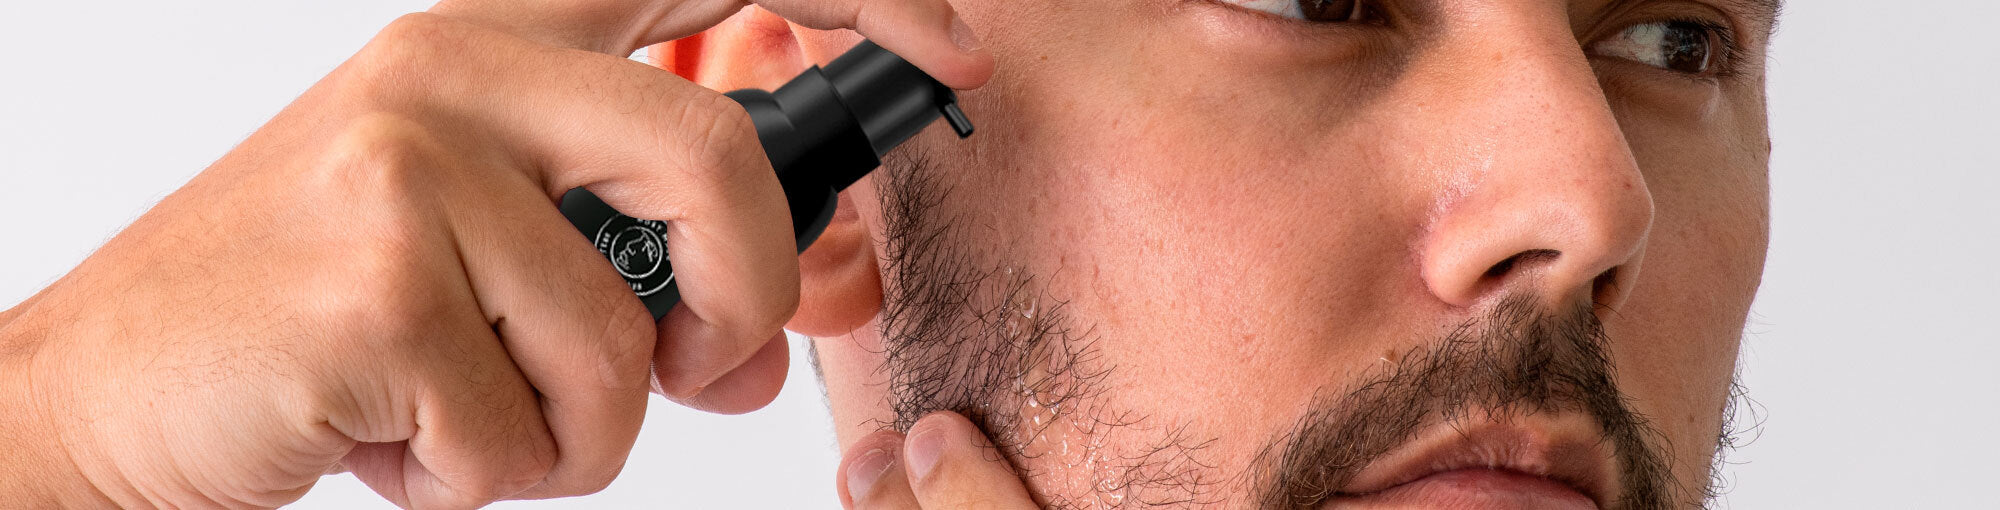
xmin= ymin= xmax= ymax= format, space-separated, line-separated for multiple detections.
xmin=1721 ymin=0 xmax=1785 ymax=35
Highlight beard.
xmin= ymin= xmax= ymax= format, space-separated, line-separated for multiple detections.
xmin=863 ymin=152 xmax=1746 ymax=509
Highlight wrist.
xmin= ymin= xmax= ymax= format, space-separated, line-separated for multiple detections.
xmin=0 ymin=315 xmax=117 ymax=507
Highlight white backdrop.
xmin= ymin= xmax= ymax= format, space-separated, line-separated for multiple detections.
xmin=2 ymin=1 xmax=1993 ymax=508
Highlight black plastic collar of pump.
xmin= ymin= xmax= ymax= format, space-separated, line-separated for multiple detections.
xmin=559 ymin=40 xmax=974 ymax=320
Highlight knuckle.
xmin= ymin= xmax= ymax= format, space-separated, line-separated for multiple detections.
xmin=304 ymin=118 xmax=454 ymax=340
xmin=714 ymin=286 xmax=796 ymax=343
xmin=447 ymin=480 xmax=510 ymax=507
xmin=313 ymin=113 xmax=443 ymax=200
xmin=607 ymin=295 xmax=657 ymax=341
xmin=456 ymin=473 xmax=536 ymax=508
xmin=554 ymin=459 xmax=628 ymax=498
xmin=577 ymin=465 xmax=624 ymax=496
xmin=376 ymin=12 xmax=455 ymax=47
xmin=752 ymin=280 xmax=803 ymax=335
xmin=550 ymin=253 xmax=655 ymax=389
xmin=450 ymin=421 xmax=555 ymax=504
xmin=573 ymin=255 xmax=655 ymax=336
xmin=505 ymin=450 xmax=558 ymax=499
xmin=672 ymin=94 xmax=768 ymax=207
xmin=592 ymin=294 xmax=657 ymax=389
xmin=348 ymin=13 xmax=455 ymax=98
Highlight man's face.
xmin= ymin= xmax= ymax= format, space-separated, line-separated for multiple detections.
xmin=794 ymin=0 xmax=1773 ymax=507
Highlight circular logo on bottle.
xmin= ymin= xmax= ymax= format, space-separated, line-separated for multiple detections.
xmin=595 ymin=214 xmax=673 ymax=296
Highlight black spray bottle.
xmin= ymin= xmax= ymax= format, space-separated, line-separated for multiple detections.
xmin=560 ymin=41 xmax=974 ymax=319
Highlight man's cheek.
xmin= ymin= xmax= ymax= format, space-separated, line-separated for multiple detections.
xmin=1599 ymin=148 xmax=1762 ymax=490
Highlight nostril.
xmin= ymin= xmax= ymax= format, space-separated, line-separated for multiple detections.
xmin=1484 ymin=249 xmax=1562 ymax=279
xmin=1591 ymin=267 xmax=1623 ymax=308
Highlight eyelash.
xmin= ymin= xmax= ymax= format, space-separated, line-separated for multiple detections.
xmin=1659 ymin=17 xmax=1743 ymax=79
xmin=1209 ymin=0 xmax=1749 ymax=80
xmin=1211 ymin=0 xmax=1386 ymax=27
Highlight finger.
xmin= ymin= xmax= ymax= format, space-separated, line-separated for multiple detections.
xmin=753 ymin=0 xmax=993 ymax=89
xmin=444 ymin=163 xmax=657 ymax=499
xmin=904 ymin=412 xmax=1038 ymax=509
xmin=427 ymin=0 xmax=747 ymax=54
xmin=329 ymin=300 xmax=557 ymax=509
xmin=838 ymin=430 xmax=920 ymax=510
xmin=427 ymin=0 xmax=992 ymax=89
xmin=360 ymin=15 xmax=802 ymax=404
xmin=663 ymin=330 xmax=789 ymax=414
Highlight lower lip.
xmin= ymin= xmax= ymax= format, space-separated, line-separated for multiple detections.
xmin=1330 ymin=468 xmax=1598 ymax=510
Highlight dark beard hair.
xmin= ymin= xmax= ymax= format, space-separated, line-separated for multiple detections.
xmin=869 ymin=151 xmax=1116 ymax=454
xmin=868 ymin=152 xmax=1746 ymax=509
xmin=870 ymin=153 xmax=1211 ymax=507
xmin=1249 ymin=295 xmax=1683 ymax=509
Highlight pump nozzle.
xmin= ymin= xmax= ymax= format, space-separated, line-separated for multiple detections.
xmin=559 ymin=40 xmax=974 ymax=319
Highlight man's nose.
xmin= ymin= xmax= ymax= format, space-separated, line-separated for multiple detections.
xmin=1395 ymin=14 xmax=1654 ymax=311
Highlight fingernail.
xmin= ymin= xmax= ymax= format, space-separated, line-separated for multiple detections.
xmin=905 ymin=427 xmax=945 ymax=481
xmin=948 ymin=16 xmax=982 ymax=53
xmin=846 ymin=448 xmax=895 ymax=502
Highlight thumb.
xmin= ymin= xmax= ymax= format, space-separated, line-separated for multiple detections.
xmin=838 ymin=430 xmax=920 ymax=510
xmin=902 ymin=412 xmax=1038 ymax=509
xmin=837 ymin=412 xmax=1038 ymax=510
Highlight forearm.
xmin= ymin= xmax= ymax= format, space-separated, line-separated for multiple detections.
xmin=0 ymin=310 xmax=116 ymax=507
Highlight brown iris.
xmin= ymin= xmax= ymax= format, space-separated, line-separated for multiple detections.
xmin=1658 ymin=21 xmax=1716 ymax=74
xmin=1296 ymin=0 xmax=1360 ymax=22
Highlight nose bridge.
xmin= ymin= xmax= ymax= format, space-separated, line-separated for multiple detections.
xmin=1403 ymin=10 xmax=1656 ymax=310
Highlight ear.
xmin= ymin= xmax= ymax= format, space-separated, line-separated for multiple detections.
xmin=790 ymin=191 xmax=884 ymax=336
xmin=650 ymin=7 xmax=806 ymax=90
xmin=650 ymin=12 xmax=886 ymax=336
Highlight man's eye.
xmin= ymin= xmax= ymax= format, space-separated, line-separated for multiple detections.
xmin=1590 ymin=20 xmax=1726 ymax=75
xmin=1227 ymin=0 xmax=1381 ymax=24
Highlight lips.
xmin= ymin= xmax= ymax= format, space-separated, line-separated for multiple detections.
xmin=1327 ymin=411 xmax=1617 ymax=509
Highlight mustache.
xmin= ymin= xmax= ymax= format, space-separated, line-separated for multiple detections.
xmin=1249 ymin=296 xmax=1679 ymax=510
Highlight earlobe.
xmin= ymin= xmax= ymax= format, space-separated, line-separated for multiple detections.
xmin=790 ymin=191 xmax=886 ymax=337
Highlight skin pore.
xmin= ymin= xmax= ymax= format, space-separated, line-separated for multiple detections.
xmin=674 ymin=0 xmax=1775 ymax=507
xmin=867 ymin=158 xmax=1695 ymax=508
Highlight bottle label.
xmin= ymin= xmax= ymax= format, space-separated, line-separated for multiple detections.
xmin=594 ymin=214 xmax=674 ymax=296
